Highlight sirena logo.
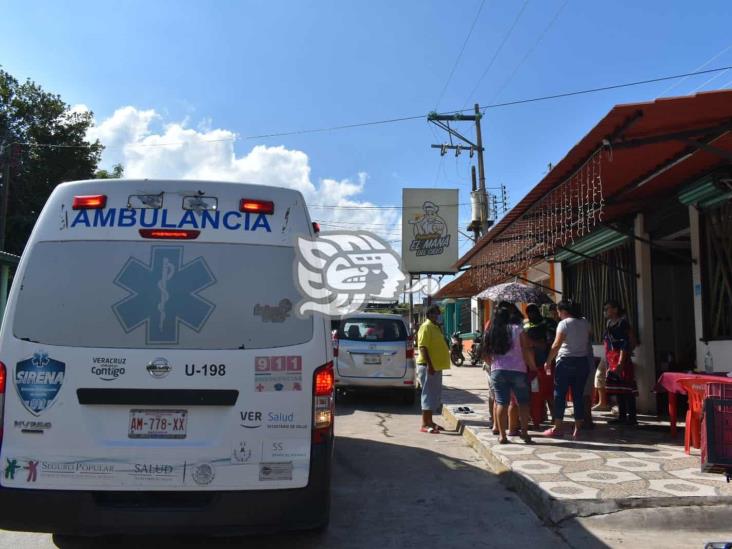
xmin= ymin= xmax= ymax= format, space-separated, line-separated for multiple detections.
xmin=240 ymin=411 xmax=263 ymax=429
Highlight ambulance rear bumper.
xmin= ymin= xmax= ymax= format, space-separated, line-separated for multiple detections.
xmin=0 ymin=441 xmax=332 ymax=536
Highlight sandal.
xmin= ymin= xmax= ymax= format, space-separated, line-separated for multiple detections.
xmin=542 ymin=427 xmax=564 ymax=438
xmin=431 ymin=424 xmax=445 ymax=431
xmin=492 ymin=428 xmax=500 ymax=435
xmin=498 ymin=437 xmax=510 ymax=444
xmin=507 ymin=429 xmax=521 ymax=437
xmin=420 ymin=426 xmax=440 ymax=434
xmin=521 ymin=435 xmax=534 ymax=444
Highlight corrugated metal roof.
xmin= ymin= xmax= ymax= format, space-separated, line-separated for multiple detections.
xmin=457 ymin=90 xmax=732 ymax=269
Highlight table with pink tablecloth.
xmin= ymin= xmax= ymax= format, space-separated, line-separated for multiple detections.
xmin=655 ymin=372 xmax=732 ymax=436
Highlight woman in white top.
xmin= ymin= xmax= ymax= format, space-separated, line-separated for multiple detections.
xmin=543 ymin=300 xmax=591 ymax=439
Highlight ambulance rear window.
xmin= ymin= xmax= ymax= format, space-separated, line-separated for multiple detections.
xmin=13 ymin=241 xmax=312 ymax=350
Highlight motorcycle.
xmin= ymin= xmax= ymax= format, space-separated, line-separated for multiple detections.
xmin=468 ymin=330 xmax=483 ymax=367
xmin=450 ymin=331 xmax=464 ymax=366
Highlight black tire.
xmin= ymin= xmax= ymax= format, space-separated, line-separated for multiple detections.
xmin=450 ymin=352 xmax=464 ymax=367
xmin=401 ymin=389 xmax=416 ymax=406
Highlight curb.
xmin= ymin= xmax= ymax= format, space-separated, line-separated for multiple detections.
xmin=442 ymin=405 xmax=732 ymax=525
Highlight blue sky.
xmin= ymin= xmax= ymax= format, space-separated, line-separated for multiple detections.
xmin=3 ymin=0 xmax=732 ymax=252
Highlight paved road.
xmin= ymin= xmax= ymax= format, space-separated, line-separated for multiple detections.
xmin=0 ymin=390 xmax=576 ymax=548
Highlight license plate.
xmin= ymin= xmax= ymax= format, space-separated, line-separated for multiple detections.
xmin=364 ymin=355 xmax=382 ymax=365
xmin=128 ymin=409 xmax=188 ymax=439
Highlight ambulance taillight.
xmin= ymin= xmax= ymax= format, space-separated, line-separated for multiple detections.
xmin=313 ymin=362 xmax=334 ymax=443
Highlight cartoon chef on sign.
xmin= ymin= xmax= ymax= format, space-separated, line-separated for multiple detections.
xmin=409 ymin=201 xmax=447 ymax=239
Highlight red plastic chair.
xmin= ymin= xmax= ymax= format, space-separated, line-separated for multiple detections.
xmin=678 ymin=379 xmax=708 ymax=454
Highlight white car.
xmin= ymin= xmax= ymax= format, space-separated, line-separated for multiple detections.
xmin=333 ymin=313 xmax=416 ymax=404
xmin=0 ymin=179 xmax=333 ymax=535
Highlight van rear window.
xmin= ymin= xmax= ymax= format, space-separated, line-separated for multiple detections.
xmin=13 ymin=241 xmax=312 ymax=350
xmin=338 ymin=318 xmax=406 ymax=342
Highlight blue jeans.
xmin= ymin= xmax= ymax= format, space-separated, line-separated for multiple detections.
xmin=554 ymin=356 xmax=589 ymax=421
xmin=490 ymin=369 xmax=530 ymax=405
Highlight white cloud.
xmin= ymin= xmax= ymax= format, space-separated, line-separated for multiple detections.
xmin=89 ymin=107 xmax=401 ymax=243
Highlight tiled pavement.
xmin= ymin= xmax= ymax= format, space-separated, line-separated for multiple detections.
xmin=440 ymin=367 xmax=732 ymax=523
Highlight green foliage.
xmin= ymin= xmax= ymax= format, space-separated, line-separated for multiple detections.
xmin=95 ymin=163 xmax=124 ymax=179
xmin=0 ymin=68 xmax=102 ymax=254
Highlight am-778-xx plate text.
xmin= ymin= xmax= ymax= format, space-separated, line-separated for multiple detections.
xmin=129 ymin=409 xmax=188 ymax=439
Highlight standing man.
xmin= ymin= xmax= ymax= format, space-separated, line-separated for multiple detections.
xmin=417 ymin=305 xmax=451 ymax=433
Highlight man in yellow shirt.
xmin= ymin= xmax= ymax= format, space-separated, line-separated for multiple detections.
xmin=417 ymin=305 xmax=451 ymax=433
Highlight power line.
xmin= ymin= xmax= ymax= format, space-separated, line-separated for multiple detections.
xmin=657 ymin=43 xmax=732 ymax=97
xmin=688 ymin=68 xmax=731 ymax=93
xmin=434 ymin=0 xmax=488 ymax=110
xmin=10 ymin=65 xmax=732 ymax=151
xmin=308 ymin=202 xmax=473 ymax=210
xmin=463 ymin=0 xmax=530 ymax=109
xmin=480 ymin=64 xmax=732 ymax=108
xmin=487 ymin=0 xmax=568 ymax=104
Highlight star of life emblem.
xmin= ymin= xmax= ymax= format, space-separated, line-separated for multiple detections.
xmin=112 ymin=246 xmax=216 ymax=344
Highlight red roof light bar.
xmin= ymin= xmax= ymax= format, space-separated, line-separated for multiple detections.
xmin=72 ymin=195 xmax=107 ymax=210
xmin=240 ymin=199 xmax=274 ymax=215
xmin=139 ymin=229 xmax=200 ymax=240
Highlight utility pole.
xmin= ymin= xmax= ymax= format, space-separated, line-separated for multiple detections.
xmin=428 ymin=103 xmax=491 ymax=240
xmin=473 ymin=104 xmax=486 ymax=200
xmin=469 ymin=166 xmax=480 ymax=242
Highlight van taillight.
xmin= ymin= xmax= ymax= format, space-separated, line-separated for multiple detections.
xmin=72 ymin=194 xmax=107 ymax=209
xmin=139 ymin=229 xmax=200 ymax=240
xmin=406 ymin=335 xmax=414 ymax=359
xmin=332 ymin=331 xmax=339 ymax=358
xmin=0 ymin=362 xmax=6 ymax=444
xmin=240 ymin=199 xmax=274 ymax=215
xmin=313 ymin=362 xmax=334 ymax=443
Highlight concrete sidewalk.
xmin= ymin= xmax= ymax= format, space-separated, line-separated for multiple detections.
xmin=440 ymin=366 xmax=732 ymax=525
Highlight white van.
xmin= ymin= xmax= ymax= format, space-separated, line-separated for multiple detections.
xmin=333 ymin=313 xmax=416 ymax=404
xmin=0 ymin=179 xmax=333 ymax=535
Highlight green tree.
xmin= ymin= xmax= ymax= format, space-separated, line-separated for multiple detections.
xmin=95 ymin=163 xmax=124 ymax=179
xmin=0 ymin=68 xmax=102 ymax=255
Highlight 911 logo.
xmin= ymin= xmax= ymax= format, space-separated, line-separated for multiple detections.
xmin=295 ymin=231 xmax=440 ymax=318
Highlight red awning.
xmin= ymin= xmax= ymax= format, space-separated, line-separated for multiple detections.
xmin=458 ymin=90 xmax=732 ymax=279
xmin=433 ymin=269 xmax=482 ymax=299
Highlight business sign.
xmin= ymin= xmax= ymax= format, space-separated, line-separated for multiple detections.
xmin=401 ymin=188 xmax=458 ymax=274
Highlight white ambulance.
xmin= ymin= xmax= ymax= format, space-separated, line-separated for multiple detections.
xmin=0 ymin=179 xmax=334 ymax=535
